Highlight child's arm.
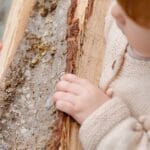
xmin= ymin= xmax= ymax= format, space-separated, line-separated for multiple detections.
xmin=52 ymin=74 xmax=150 ymax=150
xmin=79 ymin=97 xmax=150 ymax=150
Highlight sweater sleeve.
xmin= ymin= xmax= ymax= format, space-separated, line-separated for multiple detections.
xmin=79 ymin=97 xmax=150 ymax=150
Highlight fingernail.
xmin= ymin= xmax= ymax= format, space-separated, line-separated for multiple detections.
xmin=58 ymin=71 xmax=66 ymax=81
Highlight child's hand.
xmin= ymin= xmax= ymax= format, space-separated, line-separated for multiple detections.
xmin=52 ymin=73 xmax=110 ymax=124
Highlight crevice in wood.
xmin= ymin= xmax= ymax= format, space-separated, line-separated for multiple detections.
xmin=67 ymin=0 xmax=78 ymax=25
xmin=47 ymin=0 xmax=97 ymax=150
xmin=47 ymin=0 xmax=80 ymax=149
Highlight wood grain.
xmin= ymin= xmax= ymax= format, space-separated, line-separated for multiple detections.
xmin=63 ymin=0 xmax=111 ymax=149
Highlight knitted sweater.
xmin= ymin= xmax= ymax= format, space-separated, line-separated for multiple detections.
xmin=79 ymin=1 xmax=150 ymax=150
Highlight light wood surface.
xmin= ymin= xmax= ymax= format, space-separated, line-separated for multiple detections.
xmin=63 ymin=0 xmax=111 ymax=149
xmin=0 ymin=0 xmax=35 ymax=79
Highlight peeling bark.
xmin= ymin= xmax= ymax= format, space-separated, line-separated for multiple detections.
xmin=0 ymin=0 xmax=70 ymax=149
xmin=63 ymin=0 xmax=111 ymax=149
xmin=0 ymin=0 xmax=111 ymax=149
xmin=48 ymin=0 xmax=111 ymax=150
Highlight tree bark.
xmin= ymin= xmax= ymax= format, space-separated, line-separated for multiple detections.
xmin=49 ymin=0 xmax=111 ymax=149
xmin=0 ymin=0 xmax=110 ymax=149
xmin=0 ymin=0 xmax=70 ymax=149
xmin=65 ymin=0 xmax=111 ymax=149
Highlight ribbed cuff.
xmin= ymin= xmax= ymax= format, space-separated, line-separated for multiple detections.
xmin=79 ymin=97 xmax=130 ymax=150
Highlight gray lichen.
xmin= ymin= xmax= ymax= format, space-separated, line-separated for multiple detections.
xmin=0 ymin=0 xmax=71 ymax=149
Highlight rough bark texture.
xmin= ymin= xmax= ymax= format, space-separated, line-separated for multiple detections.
xmin=0 ymin=0 xmax=70 ymax=149
xmin=0 ymin=0 xmax=110 ymax=149
xmin=49 ymin=0 xmax=111 ymax=149
xmin=64 ymin=0 xmax=111 ymax=149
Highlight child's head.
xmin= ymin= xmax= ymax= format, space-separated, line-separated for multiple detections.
xmin=111 ymin=0 xmax=150 ymax=56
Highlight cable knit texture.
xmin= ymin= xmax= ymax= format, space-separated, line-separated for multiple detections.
xmin=79 ymin=1 xmax=150 ymax=150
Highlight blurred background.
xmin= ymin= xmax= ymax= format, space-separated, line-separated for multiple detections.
xmin=0 ymin=0 xmax=12 ymax=40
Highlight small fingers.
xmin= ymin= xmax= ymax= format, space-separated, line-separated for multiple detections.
xmin=60 ymin=73 xmax=90 ymax=86
xmin=56 ymin=100 xmax=75 ymax=116
xmin=52 ymin=91 xmax=76 ymax=105
xmin=60 ymin=73 xmax=78 ymax=83
xmin=55 ymin=80 xmax=82 ymax=95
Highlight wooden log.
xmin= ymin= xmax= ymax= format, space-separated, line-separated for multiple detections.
xmin=48 ymin=0 xmax=111 ymax=149
xmin=0 ymin=0 xmax=111 ymax=149
xmin=65 ymin=0 xmax=111 ymax=149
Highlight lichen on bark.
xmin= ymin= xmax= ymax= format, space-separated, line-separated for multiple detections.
xmin=0 ymin=0 xmax=70 ymax=149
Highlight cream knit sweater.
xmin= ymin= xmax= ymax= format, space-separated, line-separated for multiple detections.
xmin=79 ymin=1 xmax=150 ymax=150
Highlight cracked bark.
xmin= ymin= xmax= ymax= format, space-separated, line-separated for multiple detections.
xmin=0 ymin=0 xmax=110 ymax=149
xmin=49 ymin=0 xmax=111 ymax=149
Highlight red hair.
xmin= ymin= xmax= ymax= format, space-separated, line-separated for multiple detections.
xmin=117 ymin=0 xmax=150 ymax=28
